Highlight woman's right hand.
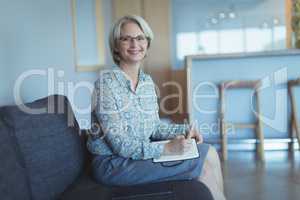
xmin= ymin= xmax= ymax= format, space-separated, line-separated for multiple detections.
xmin=163 ymin=135 xmax=191 ymax=155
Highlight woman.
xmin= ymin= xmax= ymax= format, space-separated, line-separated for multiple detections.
xmin=87 ymin=15 xmax=225 ymax=200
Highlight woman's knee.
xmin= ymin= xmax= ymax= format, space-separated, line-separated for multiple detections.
xmin=206 ymin=145 xmax=221 ymax=166
xmin=208 ymin=145 xmax=218 ymax=156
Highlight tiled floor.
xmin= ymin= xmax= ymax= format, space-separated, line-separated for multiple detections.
xmin=222 ymin=151 xmax=300 ymax=200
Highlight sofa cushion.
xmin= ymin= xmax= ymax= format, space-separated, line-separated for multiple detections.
xmin=0 ymin=115 xmax=31 ymax=200
xmin=59 ymin=172 xmax=111 ymax=200
xmin=60 ymin=173 xmax=213 ymax=200
xmin=110 ymin=180 xmax=213 ymax=200
xmin=0 ymin=95 xmax=85 ymax=200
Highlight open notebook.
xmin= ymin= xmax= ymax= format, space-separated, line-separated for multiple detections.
xmin=153 ymin=139 xmax=199 ymax=163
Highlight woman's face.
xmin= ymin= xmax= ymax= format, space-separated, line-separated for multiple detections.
xmin=116 ymin=22 xmax=148 ymax=66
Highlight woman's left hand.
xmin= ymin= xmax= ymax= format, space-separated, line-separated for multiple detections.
xmin=186 ymin=125 xmax=203 ymax=144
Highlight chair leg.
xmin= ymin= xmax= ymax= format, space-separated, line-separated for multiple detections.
xmin=294 ymin=119 xmax=300 ymax=149
xmin=256 ymin=124 xmax=265 ymax=161
xmin=219 ymin=84 xmax=227 ymax=161
xmin=288 ymin=85 xmax=296 ymax=151
xmin=255 ymin=90 xmax=265 ymax=161
xmin=289 ymin=85 xmax=300 ymax=150
xmin=221 ymin=120 xmax=227 ymax=161
xmin=289 ymin=115 xmax=295 ymax=152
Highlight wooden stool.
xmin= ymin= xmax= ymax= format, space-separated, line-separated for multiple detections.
xmin=287 ymin=78 xmax=300 ymax=151
xmin=219 ymin=80 xmax=265 ymax=161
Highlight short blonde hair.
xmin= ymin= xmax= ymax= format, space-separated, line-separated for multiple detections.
xmin=109 ymin=15 xmax=154 ymax=65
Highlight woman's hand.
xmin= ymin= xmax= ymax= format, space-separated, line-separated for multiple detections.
xmin=163 ymin=136 xmax=191 ymax=155
xmin=186 ymin=124 xmax=203 ymax=144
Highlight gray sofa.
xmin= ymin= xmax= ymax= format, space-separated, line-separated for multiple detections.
xmin=0 ymin=95 xmax=213 ymax=200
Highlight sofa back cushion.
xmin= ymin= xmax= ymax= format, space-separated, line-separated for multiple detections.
xmin=0 ymin=116 xmax=32 ymax=200
xmin=0 ymin=95 xmax=85 ymax=200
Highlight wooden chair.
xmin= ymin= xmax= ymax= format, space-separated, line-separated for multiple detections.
xmin=219 ymin=80 xmax=265 ymax=161
xmin=287 ymin=78 xmax=300 ymax=151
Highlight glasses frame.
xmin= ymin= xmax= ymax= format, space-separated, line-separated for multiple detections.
xmin=119 ymin=35 xmax=149 ymax=45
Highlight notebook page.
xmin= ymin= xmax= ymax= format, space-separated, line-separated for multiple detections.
xmin=153 ymin=139 xmax=199 ymax=163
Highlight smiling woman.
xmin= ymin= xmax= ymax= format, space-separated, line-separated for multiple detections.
xmin=87 ymin=15 xmax=226 ymax=200
xmin=71 ymin=0 xmax=106 ymax=72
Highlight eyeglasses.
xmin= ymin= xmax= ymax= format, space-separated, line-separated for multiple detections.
xmin=119 ymin=35 xmax=148 ymax=44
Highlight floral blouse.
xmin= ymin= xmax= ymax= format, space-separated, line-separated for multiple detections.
xmin=87 ymin=67 xmax=189 ymax=160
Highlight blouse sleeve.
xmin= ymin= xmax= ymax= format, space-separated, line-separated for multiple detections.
xmin=93 ymin=78 xmax=164 ymax=160
xmin=151 ymin=120 xmax=190 ymax=140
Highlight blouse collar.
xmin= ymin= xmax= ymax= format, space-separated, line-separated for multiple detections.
xmin=113 ymin=66 xmax=147 ymax=92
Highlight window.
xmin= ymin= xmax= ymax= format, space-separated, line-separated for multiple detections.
xmin=176 ymin=26 xmax=285 ymax=60
xmin=172 ymin=0 xmax=286 ymax=69
xmin=219 ymin=29 xmax=243 ymax=53
xmin=71 ymin=0 xmax=106 ymax=71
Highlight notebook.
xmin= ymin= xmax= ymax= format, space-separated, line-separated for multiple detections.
xmin=153 ymin=139 xmax=199 ymax=163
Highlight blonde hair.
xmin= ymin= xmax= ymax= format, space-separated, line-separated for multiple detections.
xmin=109 ymin=15 xmax=154 ymax=65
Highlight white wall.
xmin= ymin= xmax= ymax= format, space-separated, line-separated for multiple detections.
xmin=0 ymin=37 xmax=9 ymax=105
xmin=0 ymin=0 xmax=113 ymax=128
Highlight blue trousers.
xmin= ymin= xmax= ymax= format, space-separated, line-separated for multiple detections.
xmin=92 ymin=143 xmax=210 ymax=186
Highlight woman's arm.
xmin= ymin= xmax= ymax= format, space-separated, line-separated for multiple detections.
xmin=151 ymin=120 xmax=190 ymax=140
xmin=97 ymin=112 xmax=164 ymax=160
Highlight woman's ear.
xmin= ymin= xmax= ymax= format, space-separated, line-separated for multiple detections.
xmin=114 ymin=46 xmax=119 ymax=53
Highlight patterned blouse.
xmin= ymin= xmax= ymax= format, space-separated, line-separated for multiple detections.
xmin=87 ymin=67 xmax=189 ymax=160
